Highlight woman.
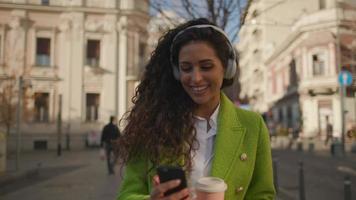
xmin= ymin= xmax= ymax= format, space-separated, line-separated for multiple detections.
xmin=116 ymin=18 xmax=275 ymax=200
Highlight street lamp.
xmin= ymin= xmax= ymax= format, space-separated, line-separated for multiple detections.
xmin=335 ymin=0 xmax=346 ymax=156
xmin=15 ymin=76 xmax=31 ymax=171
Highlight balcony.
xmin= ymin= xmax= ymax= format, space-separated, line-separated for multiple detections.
xmin=35 ymin=54 xmax=50 ymax=67
xmin=292 ymin=7 xmax=356 ymax=32
xmin=86 ymin=58 xmax=99 ymax=68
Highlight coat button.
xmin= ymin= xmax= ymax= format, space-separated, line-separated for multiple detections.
xmin=236 ymin=186 xmax=244 ymax=193
xmin=240 ymin=153 xmax=247 ymax=161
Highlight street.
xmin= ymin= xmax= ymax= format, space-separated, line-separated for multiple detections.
xmin=1 ymin=148 xmax=355 ymax=200
xmin=0 ymin=150 xmax=122 ymax=200
xmin=273 ymin=149 xmax=356 ymax=200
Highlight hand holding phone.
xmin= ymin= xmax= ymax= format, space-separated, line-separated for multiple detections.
xmin=156 ymin=165 xmax=187 ymax=196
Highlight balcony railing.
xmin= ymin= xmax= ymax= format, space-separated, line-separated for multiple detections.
xmin=36 ymin=54 xmax=50 ymax=66
xmin=86 ymin=58 xmax=99 ymax=67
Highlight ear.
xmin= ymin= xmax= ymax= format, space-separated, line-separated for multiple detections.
xmin=173 ymin=65 xmax=180 ymax=80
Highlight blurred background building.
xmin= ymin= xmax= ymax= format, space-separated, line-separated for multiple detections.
xmin=238 ymin=0 xmax=356 ymax=139
xmin=0 ymin=0 xmax=149 ymax=151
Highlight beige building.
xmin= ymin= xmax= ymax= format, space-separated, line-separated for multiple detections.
xmin=238 ymin=0 xmax=356 ymax=139
xmin=238 ymin=0 xmax=343 ymax=113
xmin=0 ymin=0 xmax=149 ymax=151
xmin=266 ymin=1 xmax=356 ymax=138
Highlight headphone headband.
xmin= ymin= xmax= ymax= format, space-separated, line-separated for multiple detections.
xmin=170 ymin=24 xmax=237 ymax=80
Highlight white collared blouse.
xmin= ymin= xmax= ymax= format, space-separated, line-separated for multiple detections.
xmin=190 ymin=104 xmax=220 ymax=186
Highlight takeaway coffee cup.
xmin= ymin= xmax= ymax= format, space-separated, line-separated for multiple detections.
xmin=195 ymin=177 xmax=227 ymax=200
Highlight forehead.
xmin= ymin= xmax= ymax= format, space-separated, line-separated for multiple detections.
xmin=178 ymin=41 xmax=218 ymax=60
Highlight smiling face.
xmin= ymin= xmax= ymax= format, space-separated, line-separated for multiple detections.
xmin=178 ymin=41 xmax=225 ymax=117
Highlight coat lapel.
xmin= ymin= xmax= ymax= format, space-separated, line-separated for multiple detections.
xmin=210 ymin=93 xmax=246 ymax=179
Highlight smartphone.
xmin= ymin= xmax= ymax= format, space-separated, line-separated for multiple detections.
xmin=156 ymin=165 xmax=187 ymax=196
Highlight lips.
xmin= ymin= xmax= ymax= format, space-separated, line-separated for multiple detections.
xmin=191 ymin=85 xmax=208 ymax=94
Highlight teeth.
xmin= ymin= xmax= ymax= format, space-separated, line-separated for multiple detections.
xmin=192 ymin=86 xmax=207 ymax=92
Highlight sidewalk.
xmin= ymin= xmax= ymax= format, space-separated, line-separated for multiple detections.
xmin=2 ymin=139 xmax=355 ymax=199
xmin=272 ymin=137 xmax=356 ymax=200
xmin=271 ymin=136 xmax=356 ymax=155
xmin=0 ymin=149 xmax=103 ymax=194
xmin=0 ymin=149 xmax=122 ymax=200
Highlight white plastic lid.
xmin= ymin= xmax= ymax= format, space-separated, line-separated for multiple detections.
xmin=195 ymin=177 xmax=227 ymax=193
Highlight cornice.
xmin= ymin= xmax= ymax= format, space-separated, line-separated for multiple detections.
xmin=0 ymin=3 xmax=119 ymax=14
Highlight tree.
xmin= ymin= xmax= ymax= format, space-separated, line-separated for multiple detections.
xmin=0 ymin=76 xmax=17 ymax=135
xmin=150 ymin=0 xmax=248 ymax=42
xmin=150 ymin=0 xmax=249 ymax=101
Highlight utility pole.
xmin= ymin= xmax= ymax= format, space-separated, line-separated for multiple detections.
xmin=335 ymin=0 xmax=346 ymax=155
xmin=15 ymin=76 xmax=23 ymax=171
xmin=57 ymin=95 xmax=62 ymax=156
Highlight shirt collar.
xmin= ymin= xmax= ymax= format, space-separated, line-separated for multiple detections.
xmin=193 ymin=103 xmax=220 ymax=133
xmin=209 ymin=103 xmax=220 ymax=130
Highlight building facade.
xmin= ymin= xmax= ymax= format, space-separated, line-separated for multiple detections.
xmin=0 ymin=0 xmax=150 ymax=151
xmin=238 ymin=0 xmax=320 ymax=113
xmin=266 ymin=1 xmax=356 ymax=138
xmin=238 ymin=0 xmax=356 ymax=139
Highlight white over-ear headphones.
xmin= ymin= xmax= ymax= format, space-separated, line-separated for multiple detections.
xmin=170 ymin=24 xmax=237 ymax=80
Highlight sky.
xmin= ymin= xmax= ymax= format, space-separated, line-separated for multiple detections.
xmin=149 ymin=0 xmax=248 ymax=43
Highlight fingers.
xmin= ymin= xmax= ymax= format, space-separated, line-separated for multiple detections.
xmin=162 ymin=188 xmax=190 ymax=200
xmin=150 ymin=179 xmax=186 ymax=199
xmin=153 ymin=175 xmax=160 ymax=186
xmin=157 ymin=179 xmax=181 ymax=194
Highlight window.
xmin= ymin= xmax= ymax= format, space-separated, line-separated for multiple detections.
xmin=252 ymin=28 xmax=261 ymax=39
xmin=289 ymin=59 xmax=297 ymax=86
xmin=138 ymin=42 xmax=146 ymax=68
xmin=312 ymin=53 xmax=325 ymax=76
xmin=287 ymin=106 xmax=292 ymax=127
xmin=86 ymin=40 xmax=100 ymax=67
xmin=319 ymin=0 xmax=326 ymax=10
xmin=252 ymin=10 xmax=259 ymax=18
xmin=278 ymin=108 xmax=283 ymax=123
xmin=34 ymin=93 xmax=49 ymax=122
xmin=41 ymin=0 xmax=49 ymax=5
xmin=253 ymin=49 xmax=261 ymax=61
xmin=86 ymin=93 xmax=99 ymax=121
xmin=36 ymin=38 xmax=51 ymax=66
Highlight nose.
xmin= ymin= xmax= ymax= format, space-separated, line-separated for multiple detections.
xmin=191 ymin=68 xmax=203 ymax=83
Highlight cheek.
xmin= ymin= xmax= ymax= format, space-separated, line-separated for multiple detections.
xmin=179 ymin=73 xmax=190 ymax=84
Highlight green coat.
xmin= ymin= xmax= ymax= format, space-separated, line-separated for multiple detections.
xmin=117 ymin=93 xmax=276 ymax=200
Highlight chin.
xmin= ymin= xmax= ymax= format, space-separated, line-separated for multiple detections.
xmin=190 ymin=96 xmax=209 ymax=105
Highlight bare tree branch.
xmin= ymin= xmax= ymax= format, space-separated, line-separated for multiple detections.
xmin=150 ymin=1 xmax=182 ymax=26
xmin=240 ymin=0 xmax=253 ymax=26
xmin=182 ymin=0 xmax=199 ymax=19
xmin=149 ymin=0 xmax=249 ymax=101
xmin=206 ymin=0 xmax=216 ymax=24
xmin=150 ymin=0 xmax=247 ymax=36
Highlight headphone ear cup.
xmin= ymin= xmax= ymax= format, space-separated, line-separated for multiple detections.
xmin=224 ymin=58 xmax=237 ymax=79
xmin=172 ymin=65 xmax=180 ymax=80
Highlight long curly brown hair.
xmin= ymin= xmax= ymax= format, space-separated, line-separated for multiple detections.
xmin=116 ymin=18 xmax=234 ymax=171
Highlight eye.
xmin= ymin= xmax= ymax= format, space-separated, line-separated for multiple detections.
xmin=179 ymin=64 xmax=192 ymax=72
xmin=201 ymin=63 xmax=213 ymax=70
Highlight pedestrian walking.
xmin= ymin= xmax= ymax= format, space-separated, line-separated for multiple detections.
xmin=101 ymin=116 xmax=120 ymax=175
xmin=116 ymin=18 xmax=275 ymax=200
xmin=324 ymin=116 xmax=333 ymax=146
xmin=288 ymin=122 xmax=301 ymax=149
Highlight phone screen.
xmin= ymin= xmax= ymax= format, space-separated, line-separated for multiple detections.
xmin=156 ymin=165 xmax=187 ymax=196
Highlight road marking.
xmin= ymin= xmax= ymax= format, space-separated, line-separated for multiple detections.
xmin=337 ymin=166 xmax=356 ymax=176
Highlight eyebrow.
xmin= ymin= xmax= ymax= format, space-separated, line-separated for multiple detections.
xmin=199 ymin=59 xmax=213 ymax=64
xmin=179 ymin=59 xmax=214 ymax=65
